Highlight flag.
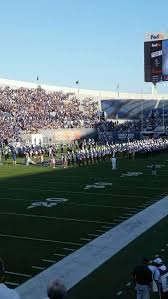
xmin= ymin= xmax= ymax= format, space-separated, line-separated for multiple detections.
xmin=76 ymin=81 xmax=79 ymax=85
xmin=37 ymin=76 xmax=39 ymax=82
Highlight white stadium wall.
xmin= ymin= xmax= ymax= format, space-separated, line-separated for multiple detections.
xmin=21 ymin=128 xmax=98 ymax=145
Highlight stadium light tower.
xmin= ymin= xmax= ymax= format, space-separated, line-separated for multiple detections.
xmin=116 ymin=83 xmax=120 ymax=98
xmin=141 ymin=100 xmax=144 ymax=133
xmin=76 ymin=81 xmax=79 ymax=94
xmin=36 ymin=76 xmax=41 ymax=88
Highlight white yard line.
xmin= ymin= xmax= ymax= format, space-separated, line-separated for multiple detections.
xmin=0 ymin=198 xmax=142 ymax=210
xmin=0 ymin=233 xmax=82 ymax=246
xmin=0 ymin=186 xmax=152 ymax=198
xmin=126 ymin=282 xmax=131 ymax=287
xmin=76 ymin=192 xmax=152 ymax=199
xmin=53 ymin=254 xmax=66 ymax=257
xmin=80 ymin=238 xmax=92 ymax=241
xmin=0 ymin=211 xmax=113 ymax=225
xmin=147 ymin=201 xmax=158 ymax=204
xmin=117 ymin=291 xmax=123 ymax=296
xmin=0 ymin=197 xmax=23 ymax=201
xmin=113 ymin=219 xmax=121 ymax=222
xmin=32 ymin=266 xmax=45 ymax=270
xmin=5 ymin=271 xmax=31 ymax=278
xmin=63 ymin=248 xmax=75 ymax=252
xmin=88 ymin=233 xmax=100 ymax=237
xmin=101 ymin=225 xmax=113 ymax=229
xmin=136 ymin=187 xmax=162 ymax=190
xmin=66 ymin=203 xmax=136 ymax=209
xmin=6 ymin=281 xmax=20 ymax=286
xmin=124 ymin=213 xmax=135 ymax=216
xmin=17 ymin=196 xmax=168 ymax=299
xmin=42 ymin=259 xmax=56 ymax=263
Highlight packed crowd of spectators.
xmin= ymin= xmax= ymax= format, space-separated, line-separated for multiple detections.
xmin=0 ymin=86 xmax=99 ymax=140
xmin=97 ymin=117 xmax=168 ymax=143
xmin=97 ymin=118 xmax=168 ymax=133
xmin=1 ymin=85 xmax=168 ymax=144
xmin=97 ymin=120 xmax=142 ymax=133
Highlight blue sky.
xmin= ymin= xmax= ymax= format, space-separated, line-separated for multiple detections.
xmin=0 ymin=0 xmax=168 ymax=93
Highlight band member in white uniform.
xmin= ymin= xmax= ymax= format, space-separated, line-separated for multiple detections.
xmin=111 ymin=155 xmax=116 ymax=170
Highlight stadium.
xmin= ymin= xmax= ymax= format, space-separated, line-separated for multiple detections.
xmin=1 ymin=0 xmax=168 ymax=296
xmin=1 ymin=70 xmax=168 ymax=299
xmin=1 ymin=77 xmax=168 ymax=146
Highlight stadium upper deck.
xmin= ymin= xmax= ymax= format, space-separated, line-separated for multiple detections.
xmin=0 ymin=77 xmax=168 ymax=100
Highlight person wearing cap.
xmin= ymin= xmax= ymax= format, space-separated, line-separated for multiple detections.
xmin=0 ymin=258 xmax=21 ymax=298
xmin=153 ymin=257 xmax=168 ymax=298
xmin=146 ymin=258 xmax=160 ymax=293
xmin=133 ymin=258 xmax=153 ymax=299
xmin=44 ymin=279 xmax=67 ymax=299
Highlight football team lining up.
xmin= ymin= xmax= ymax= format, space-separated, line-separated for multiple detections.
xmin=0 ymin=151 xmax=168 ymax=298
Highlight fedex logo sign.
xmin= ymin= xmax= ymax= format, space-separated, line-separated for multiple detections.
xmin=152 ymin=43 xmax=161 ymax=47
xmin=145 ymin=33 xmax=168 ymax=42
xmin=150 ymin=33 xmax=164 ymax=40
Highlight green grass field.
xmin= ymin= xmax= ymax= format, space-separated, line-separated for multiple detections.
xmin=0 ymin=152 xmax=168 ymax=298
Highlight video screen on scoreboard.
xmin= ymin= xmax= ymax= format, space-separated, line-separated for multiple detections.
xmin=162 ymin=39 xmax=168 ymax=76
xmin=144 ymin=39 xmax=168 ymax=82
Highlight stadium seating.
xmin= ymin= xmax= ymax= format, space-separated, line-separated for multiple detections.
xmin=0 ymin=86 xmax=99 ymax=140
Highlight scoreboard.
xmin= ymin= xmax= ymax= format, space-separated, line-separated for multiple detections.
xmin=144 ymin=33 xmax=168 ymax=83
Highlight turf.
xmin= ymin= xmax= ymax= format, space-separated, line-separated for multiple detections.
xmin=66 ymin=217 xmax=168 ymax=299
xmin=0 ymin=152 xmax=168 ymax=296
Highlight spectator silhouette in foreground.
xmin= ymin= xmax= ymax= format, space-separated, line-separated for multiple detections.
xmin=0 ymin=258 xmax=21 ymax=298
xmin=153 ymin=257 xmax=168 ymax=299
xmin=133 ymin=258 xmax=152 ymax=299
xmin=46 ymin=279 xmax=67 ymax=299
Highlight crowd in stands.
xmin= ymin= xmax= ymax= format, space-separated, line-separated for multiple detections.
xmin=0 ymin=86 xmax=99 ymax=140
xmin=97 ymin=120 xmax=141 ymax=133
xmin=97 ymin=118 xmax=168 ymax=133
xmin=1 ymin=85 xmax=168 ymax=146
xmin=97 ymin=117 xmax=168 ymax=142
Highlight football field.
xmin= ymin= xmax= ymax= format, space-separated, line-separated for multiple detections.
xmin=0 ymin=152 xmax=168 ymax=298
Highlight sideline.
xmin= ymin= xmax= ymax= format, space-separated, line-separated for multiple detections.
xmin=17 ymin=196 xmax=168 ymax=299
